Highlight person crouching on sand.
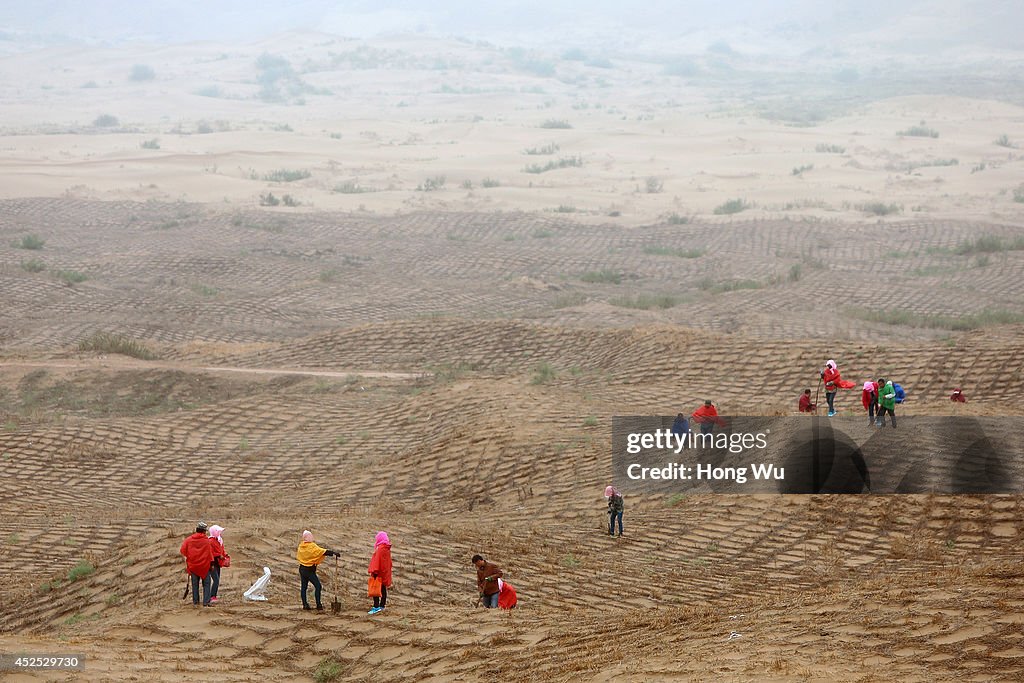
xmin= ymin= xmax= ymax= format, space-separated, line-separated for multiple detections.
xmin=368 ymin=531 xmax=392 ymax=615
xmin=798 ymin=389 xmax=816 ymax=414
xmin=296 ymin=530 xmax=340 ymax=611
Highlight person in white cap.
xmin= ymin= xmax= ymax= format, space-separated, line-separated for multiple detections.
xmin=605 ymin=485 xmax=624 ymax=537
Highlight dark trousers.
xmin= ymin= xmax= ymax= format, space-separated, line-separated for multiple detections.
xmin=210 ymin=564 xmax=221 ymax=598
xmin=299 ymin=565 xmax=323 ymax=608
xmin=482 ymin=592 xmax=499 ymax=608
xmin=867 ymin=402 xmax=876 ymax=422
xmin=826 ymin=391 xmax=836 ymax=413
xmin=700 ymin=421 xmax=713 ymax=435
xmin=877 ymin=406 xmax=896 ymax=427
xmin=609 ymin=510 xmax=623 ymax=535
xmin=373 ymin=584 xmax=388 ymax=609
xmin=190 ymin=572 xmax=211 ymax=605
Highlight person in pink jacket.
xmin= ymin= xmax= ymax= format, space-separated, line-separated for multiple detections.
xmin=208 ymin=525 xmax=227 ymax=604
xmin=368 ymin=532 xmax=392 ymax=615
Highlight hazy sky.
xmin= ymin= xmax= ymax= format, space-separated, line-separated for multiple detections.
xmin=0 ymin=0 xmax=1021 ymax=53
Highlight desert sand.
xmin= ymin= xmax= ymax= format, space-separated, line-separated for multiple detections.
xmin=0 ymin=29 xmax=1023 ymax=682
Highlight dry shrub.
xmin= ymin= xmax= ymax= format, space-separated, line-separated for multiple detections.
xmin=78 ymin=332 xmax=159 ymax=360
xmin=622 ymin=603 xmax=716 ymax=631
xmin=888 ymin=534 xmax=920 ymax=559
xmin=62 ymin=441 xmax=109 ymax=462
xmin=456 ymin=645 xmax=488 ymax=662
xmin=967 ymin=560 xmax=1023 ymax=581
xmin=919 ymin=541 xmax=944 ymax=561
xmin=876 ymin=499 xmax=900 ymax=529
xmin=812 ymin=546 xmax=843 ymax=576
xmin=488 ymin=633 xmax=522 ymax=647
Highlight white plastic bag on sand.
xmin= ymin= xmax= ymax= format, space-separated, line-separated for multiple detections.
xmin=244 ymin=567 xmax=272 ymax=601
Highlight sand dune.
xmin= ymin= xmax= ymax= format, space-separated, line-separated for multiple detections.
xmin=1 ymin=29 xmax=1022 ymax=682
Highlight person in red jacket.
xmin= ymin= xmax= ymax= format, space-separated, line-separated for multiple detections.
xmin=798 ymin=389 xmax=816 ymax=414
xmin=691 ymin=400 xmax=726 ymax=435
xmin=950 ymin=388 xmax=966 ymax=403
xmin=208 ymin=525 xmax=227 ymax=604
xmin=368 ymin=531 xmax=393 ymax=615
xmin=861 ymin=381 xmax=878 ymax=425
xmin=180 ymin=522 xmax=215 ymax=607
xmin=821 ymin=360 xmax=856 ymax=417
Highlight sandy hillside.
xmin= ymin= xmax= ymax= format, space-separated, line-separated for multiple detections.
xmin=0 ymin=33 xmax=1022 ymax=224
xmin=0 ymin=29 xmax=1023 ymax=683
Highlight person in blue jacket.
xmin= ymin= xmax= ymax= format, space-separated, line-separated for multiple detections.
xmin=671 ymin=412 xmax=689 ymax=447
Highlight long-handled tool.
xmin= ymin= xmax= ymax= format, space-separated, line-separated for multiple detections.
xmin=182 ymin=576 xmax=190 ymax=600
xmin=331 ymin=555 xmax=341 ymax=614
xmin=814 ymin=374 xmax=822 ymax=414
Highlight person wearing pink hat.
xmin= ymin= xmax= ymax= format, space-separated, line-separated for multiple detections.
xmin=207 ymin=524 xmax=228 ymax=604
xmin=605 ymin=485 xmax=624 ymax=537
xmin=821 ymin=359 xmax=857 ymax=417
xmin=296 ymin=530 xmax=340 ymax=611
xmin=367 ymin=531 xmax=392 ymax=615
xmin=861 ymin=381 xmax=878 ymax=426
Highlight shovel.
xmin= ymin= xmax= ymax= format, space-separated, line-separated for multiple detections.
xmin=331 ymin=556 xmax=341 ymax=614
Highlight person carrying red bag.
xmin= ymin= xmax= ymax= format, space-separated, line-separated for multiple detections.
xmin=472 ymin=554 xmax=503 ymax=608
xmin=207 ymin=524 xmax=229 ymax=604
xmin=368 ymin=531 xmax=392 ymax=615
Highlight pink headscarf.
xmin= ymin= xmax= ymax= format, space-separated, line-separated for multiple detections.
xmin=302 ymin=530 xmax=314 ymax=543
xmin=375 ymin=531 xmax=390 ymax=547
xmin=209 ymin=525 xmax=225 ymax=547
xmin=604 ymin=485 xmax=620 ymax=498
xmin=825 ymin=360 xmax=837 ymax=371
xmin=863 ymin=381 xmax=874 ymax=391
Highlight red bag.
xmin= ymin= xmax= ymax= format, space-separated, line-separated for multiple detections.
xmin=498 ymin=582 xmax=517 ymax=610
xmin=219 ymin=554 xmax=231 ymax=568
xmin=367 ymin=576 xmax=382 ymax=598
